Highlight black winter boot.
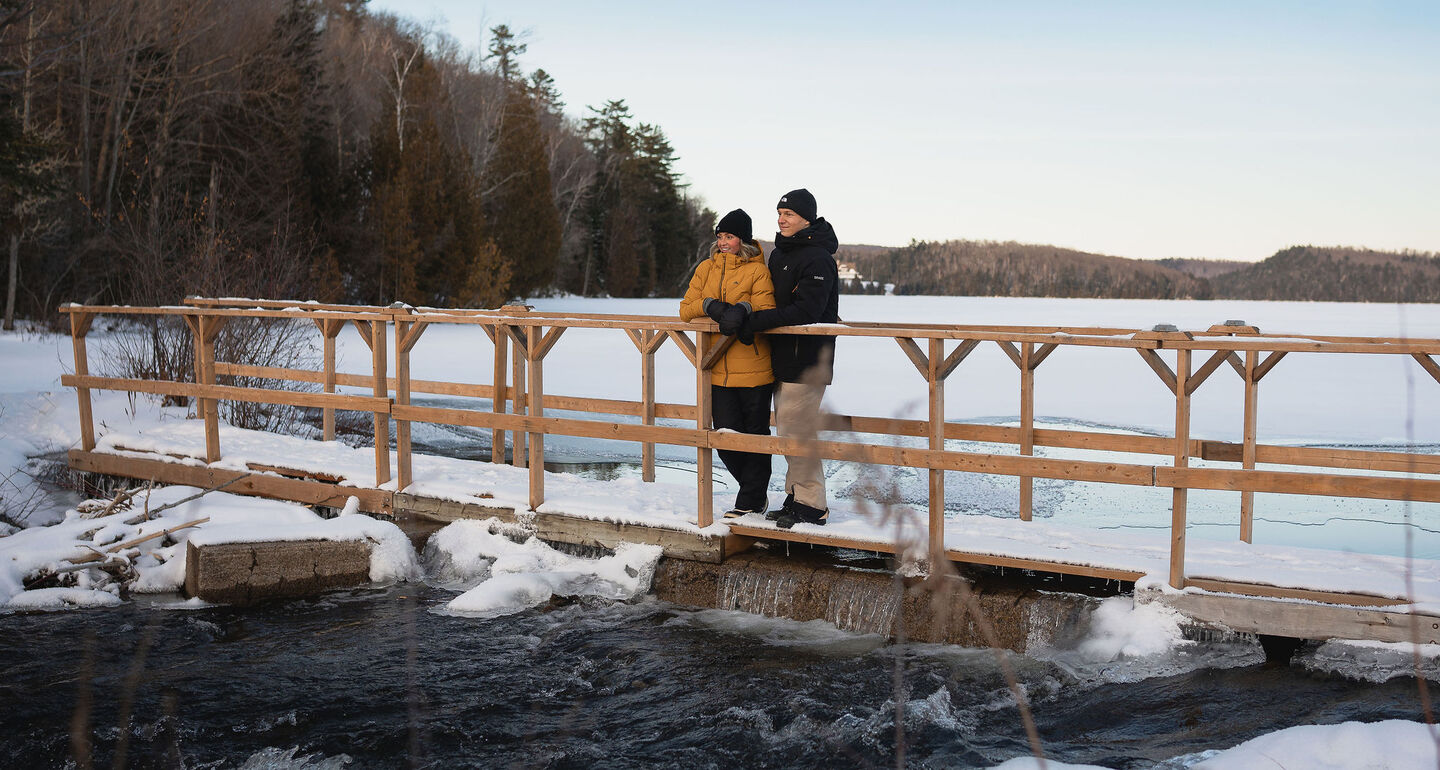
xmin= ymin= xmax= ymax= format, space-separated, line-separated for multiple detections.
xmin=766 ymin=493 xmax=795 ymax=521
xmin=775 ymin=500 xmax=828 ymax=529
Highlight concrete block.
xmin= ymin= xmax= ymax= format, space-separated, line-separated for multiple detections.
xmin=185 ymin=540 xmax=371 ymax=605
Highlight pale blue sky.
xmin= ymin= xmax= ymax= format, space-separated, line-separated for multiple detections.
xmin=370 ymin=0 xmax=1439 ymax=261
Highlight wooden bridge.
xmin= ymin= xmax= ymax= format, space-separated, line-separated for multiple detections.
xmin=57 ymin=298 xmax=1440 ymax=645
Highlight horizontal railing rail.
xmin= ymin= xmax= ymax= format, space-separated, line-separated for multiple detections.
xmin=57 ymin=298 xmax=1440 ymax=593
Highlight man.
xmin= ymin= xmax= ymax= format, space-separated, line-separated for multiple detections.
xmin=739 ymin=188 xmax=839 ymax=529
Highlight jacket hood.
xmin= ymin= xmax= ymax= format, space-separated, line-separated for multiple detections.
xmin=708 ymin=242 xmax=766 ymax=267
xmin=774 ymin=217 xmax=838 ymax=255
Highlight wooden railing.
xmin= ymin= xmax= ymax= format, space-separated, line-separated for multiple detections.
xmin=58 ymin=298 xmax=1440 ymax=590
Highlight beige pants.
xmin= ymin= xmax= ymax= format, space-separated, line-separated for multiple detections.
xmin=775 ymin=381 xmax=827 ymax=510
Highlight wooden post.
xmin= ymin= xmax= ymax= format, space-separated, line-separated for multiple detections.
xmin=314 ymin=318 xmax=343 ymax=442
xmin=1019 ymin=342 xmax=1035 ymax=521
xmin=696 ymin=331 xmax=714 ymax=527
xmin=202 ymin=316 xmax=220 ymax=463
xmin=366 ymin=319 xmax=391 ymax=486
xmin=641 ymin=330 xmax=658 ymax=482
xmin=186 ymin=314 xmax=225 ymax=464
xmin=68 ymin=311 xmax=96 ymax=451
xmin=527 ymin=325 xmax=545 ymax=510
xmin=1170 ymin=348 xmax=1192 ymax=589
xmin=511 ymin=326 xmax=528 ymax=468
xmin=1240 ymin=349 xmax=1258 ymax=543
xmin=928 ymin=337 xmax=945 ymax=560
xmin=490 ymin=325 xmax=508 ymax=465
xmin=625 ymin=327 xmax=669 ymax=483
xmin=394 ymin=317 xmax=427 ymax=492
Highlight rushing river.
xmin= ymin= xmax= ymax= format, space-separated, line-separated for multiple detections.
xmin=1 ymin=580 xmax=1432 ymax=769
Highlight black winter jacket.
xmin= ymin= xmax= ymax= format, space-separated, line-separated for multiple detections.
xmin=746 ymin=217 xmax=840 ymax=383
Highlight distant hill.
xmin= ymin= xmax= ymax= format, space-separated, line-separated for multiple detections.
xmin=847 ymin=240 xmax=1210 ymax=299
xmin=1207 ymin=246 xmax=1440 ymax=302
xmin=1157 ymin=257 xmax=1251 ymax=279
xmin=840 ymin=241 xmax=1440 ymax=302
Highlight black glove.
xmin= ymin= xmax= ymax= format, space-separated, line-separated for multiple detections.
xmin=719 ymin=302 xmax=751 ymax=336
xmin=702 ymin=297 xmax=731 ymax=324
xmin=736 ymin=313 xmax=757 ymax=345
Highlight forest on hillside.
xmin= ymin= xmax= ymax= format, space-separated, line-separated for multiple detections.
xmin=850 ymin=240 xmax=1212 ymax=299
xmin=1207 ymin=246 xmax=1440 ymax=302
xmin=846 ymin=241 xmax=1440 ymax=303
xmin=0 ymin=0 xmax=714 ymax=328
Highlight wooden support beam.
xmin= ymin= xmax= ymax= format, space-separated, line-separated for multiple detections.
xmin=1170 ymin=349 xmax=1192 ymax=589
xmin=1184 ymin=349 xmax=1233 ymax=396
xmin=1413 ymin=353 xmax=1440 ymax=385
xmin=1028 ymin=342 xmax=1058 ymax=370
xmin=315 ymin=318 xmax=344 ymax=441
xmin=624 ymin=327 xmax=645 ymax=351
xmin=527 ymin=326 xmax=545 ymax=509
xmin=700 ymin=335 xmax=737 ymax=371
xmin=995 ymin=339 xmax=1022 ymax=369
xmin=62 ymin=375 xmax=390 ymax=412
xmin=644 ymin=329 xmax=670 ymax=355
xmin=535 ymin=326 xmax=566 ymax=360
xmin=696 ymin=332 xmax=715 ymax=527
xmin=397 ymin=320 xmax=429 ymax=354
xmin=492 ymin=325 xmax=508 ymax=465
xmin=395 ymin=320 xmax=415 ymax=491
xmin=1253 ymin=350 xmax=1287 ymax=382
xmin=938 ymin=339 xmax=980 ymax=380
xmin=69 ymin=312 xmax=96 ymax=451
xmin=512 ymin=326 xmax=527 ymax=468
xmin=70 ymin=311 xmax=95 ymax=338
xmin=928 ymin=338 xmax=946 ymax=561
xmin=895 ymin=337 xmax=930 ymax=378
xmin=502 ymin=324 xmax=527 ymax=352
xmin=668 ymin=330 xmax=697 ymax=366
xmin=194 ymin=315 xmax=222 ymax=464
xmin=368 ymin=318 xmax=390 ymax=485
xmin=641 ymin=330 xmax=658 ymax=482
xmin=69 ymin=450 xmax=392 ymax=515
xmin=351 ymin=320 xmax=375 ymax=351
xmin=1019 ymin=342 xmax=1035 ymax=522
xmin=201 ymin=315 xmax=228 ymax=344
xmin=1240 ymin=350 xmax=1258 ymax=543
xmin=1137 ymin=348 xmax=1178 ymax=395
xmin=1225 ymin=351 xmax=1246 ymax=379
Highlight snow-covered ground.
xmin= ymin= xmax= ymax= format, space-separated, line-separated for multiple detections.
xmin=4 ymin=296 xmax=1440 ymax=769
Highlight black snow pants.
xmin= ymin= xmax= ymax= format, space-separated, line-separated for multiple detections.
xmin=711 ymin=382 xmax=775 ymax=511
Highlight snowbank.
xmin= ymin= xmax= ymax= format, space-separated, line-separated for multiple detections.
xmin=0 ymin=487 xmax=418 ymax=610
xmin=424 ymin=518 xmax=662 ymax=618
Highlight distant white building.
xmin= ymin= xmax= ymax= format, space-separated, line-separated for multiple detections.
xmin=837 ymin=262 xmax=863 ymax=281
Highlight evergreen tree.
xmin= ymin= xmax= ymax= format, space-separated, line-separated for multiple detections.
xmin=485 ymin=24 xmax=526 ymax=82
xmin=482 ymin=85 xmax=561 ymax=298
xmin=577 ymin=100 xmax=708 ymax=297
xmin=365 ymin=52 xmax=509 ymax=307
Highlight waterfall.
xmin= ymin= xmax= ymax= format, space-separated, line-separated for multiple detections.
xmin=824 ymin=580 xmax=900 ymax=637
xmin=719 ymin=570 xmax=799 ymax=618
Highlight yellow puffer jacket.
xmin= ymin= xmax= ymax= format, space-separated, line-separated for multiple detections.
xmin=679 ymin=246 xmax=776 ymax=387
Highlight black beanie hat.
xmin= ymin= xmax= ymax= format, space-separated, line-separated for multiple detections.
xmin=715 ymin=208 xmax=753 ymax=242
xmin=777 ymin=188 xmax=817 ymax=223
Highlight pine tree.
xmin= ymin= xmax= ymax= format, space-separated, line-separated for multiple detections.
xmin=483 ymin=86 xmax=561 ymax=298
xmin=364 ymin=51 xmax=510 ymax=307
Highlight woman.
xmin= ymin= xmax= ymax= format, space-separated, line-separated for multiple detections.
xmin=679 ymin=208 xmax=777 ymax=518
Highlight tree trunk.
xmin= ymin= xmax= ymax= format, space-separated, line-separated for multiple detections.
xmin=4 ymin=233 xmax=17 ymax=331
